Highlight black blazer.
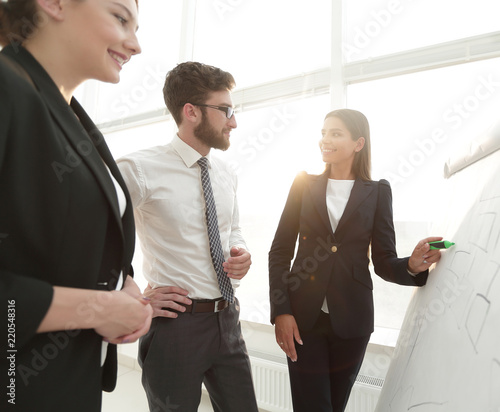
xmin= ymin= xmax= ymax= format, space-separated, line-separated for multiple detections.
xmin=269 ymin=171 xmax=428 ymax=339
xmin=0 ymin=46 xmax=135 ymax=410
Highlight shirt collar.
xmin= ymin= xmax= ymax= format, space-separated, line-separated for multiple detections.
xmin=171 ymin=134 xmax=212 ymax=168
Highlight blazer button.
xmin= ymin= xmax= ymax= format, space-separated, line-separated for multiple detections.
xmin=331 ymin=246 xmax=338 ymax=253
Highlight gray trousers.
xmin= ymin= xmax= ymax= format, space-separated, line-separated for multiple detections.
xmin=138 ymin=300 xmax=259 ymax=412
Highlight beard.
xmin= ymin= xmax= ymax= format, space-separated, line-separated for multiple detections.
xmin=194 ymin=115 xmax=230 ymax=151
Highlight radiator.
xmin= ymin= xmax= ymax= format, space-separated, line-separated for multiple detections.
xmin=249 ymin=354 xmax=384 ymax=412
xmin=345 ymin=375 xmax=384 ymax=412
xmin=250 ymin=356 xmax=292 ymax=412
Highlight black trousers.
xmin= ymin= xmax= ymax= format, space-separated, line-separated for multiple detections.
xmin=287 ymin=311 xmax=370 ymax=412
xmin=138 ymin=300 xmax=258 ymax=412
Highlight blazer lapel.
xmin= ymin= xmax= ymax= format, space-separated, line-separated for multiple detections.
xmin=308 ymin=172 xmax=335 ymax=237
xmin=7 ymin=46 xmax=124 ymax=236
xmin=71 ymin=99 xmax=136 ymax=269
xmin=335 ymin=178 xmax=373 ymax=237
xmin=69 ymin=99 xmax=123 ymax=229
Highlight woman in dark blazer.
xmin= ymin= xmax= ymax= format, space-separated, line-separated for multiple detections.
xmin=0 ymin=1 xmax=152 ymax=410
xmin=269 ymin=109 xmax=442 ymax=412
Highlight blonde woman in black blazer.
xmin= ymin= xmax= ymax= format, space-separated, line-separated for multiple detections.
xmin=0 ymin=1 xmax=152 ymax=410
xmin=269 ymin=109 xmax=442 ymax=412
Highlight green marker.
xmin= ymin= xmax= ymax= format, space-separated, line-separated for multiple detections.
xmin=428 ymin=240 xmax=455 ymax=250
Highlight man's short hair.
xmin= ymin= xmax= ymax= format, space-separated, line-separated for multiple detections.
xmin=163 ymin=62 xmax=235 ymax=125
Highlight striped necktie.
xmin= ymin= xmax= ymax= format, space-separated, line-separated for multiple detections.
xmin=197 ymin=157 xmax=234 ymax=303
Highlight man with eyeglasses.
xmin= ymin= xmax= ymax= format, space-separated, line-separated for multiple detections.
xmin=117 ymin=62 xmax=258 ymax=412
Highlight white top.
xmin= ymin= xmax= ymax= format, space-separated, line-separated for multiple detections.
xmin=106 ymin=164 xmax=127 ymax=219
xmin=102 ymin=164 xmax=127 ymax=365
xmin=326 ymin=178 xmax=355 ymax=232
xmin=117 ymin=135 xmax=246 ymax=299
xmin=322 ymin=178 xmax=355 ymax=313
xmin=104 ymin=164 xmax=126 ymax=290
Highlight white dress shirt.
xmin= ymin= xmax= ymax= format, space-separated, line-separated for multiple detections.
xmin=322 ymin=178 xmax=355 ymax=313
xmin=117 ymin=135 xmax=246 ymax=299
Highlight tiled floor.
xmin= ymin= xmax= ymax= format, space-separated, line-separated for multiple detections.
xmin=102 ymin=363 xmax=214 ymax=412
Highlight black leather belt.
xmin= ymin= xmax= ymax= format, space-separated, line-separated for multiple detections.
xmin=175 ymin=298 xmax=230 ymax=314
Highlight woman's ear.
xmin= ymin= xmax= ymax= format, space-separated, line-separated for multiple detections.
xmin=35 ymin=0 xmax=65 ymax=21
xmin=355 ymin=137 xmax=366 ymax=152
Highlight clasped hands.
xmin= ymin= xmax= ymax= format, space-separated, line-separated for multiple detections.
xmin=97 ymin=275 xmax=153 ymax=345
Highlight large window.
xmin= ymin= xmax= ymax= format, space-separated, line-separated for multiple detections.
xmin=344 ymin=0 xmax=500 ymax=62
xmin=79 ymin=0 xmax=500 ymax=333
xmin=76 ymin=1 xmax=183 ymax=124
xmin=192 ymin=0 xmax=332 ymax=88
xmin=348 ymin=58 xmax=500 ymax=222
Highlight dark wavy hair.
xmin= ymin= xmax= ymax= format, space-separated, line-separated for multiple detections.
xmin=324 ymin=109 xmax=372 ymax=181
xmin=164 ymin=61 xmax=235 ymax=125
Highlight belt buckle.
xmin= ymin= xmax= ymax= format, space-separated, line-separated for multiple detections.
xmin=214 ymin=299 xmax=227 ymax=313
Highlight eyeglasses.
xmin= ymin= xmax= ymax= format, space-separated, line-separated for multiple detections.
xmin=191 ymin=103 xmax=236 ymax=119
